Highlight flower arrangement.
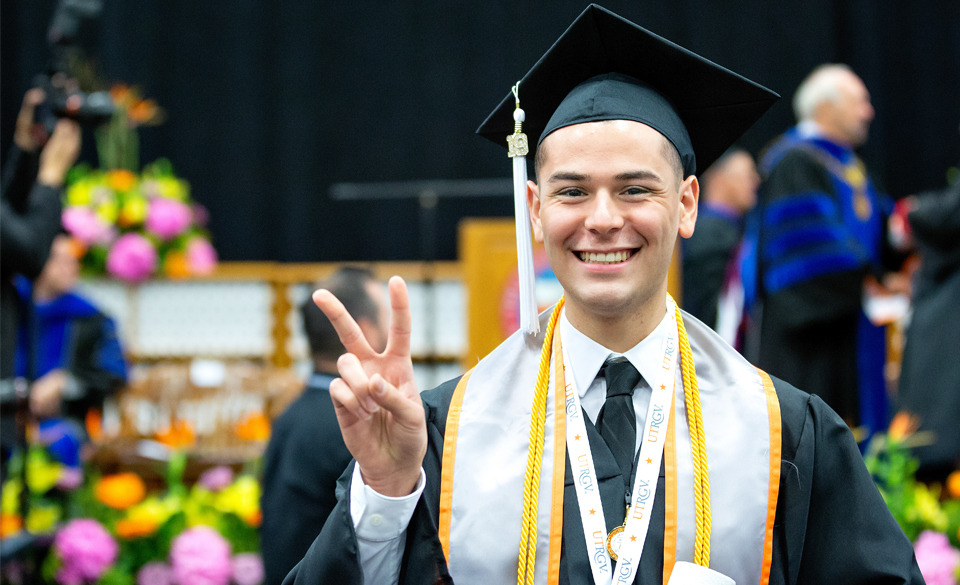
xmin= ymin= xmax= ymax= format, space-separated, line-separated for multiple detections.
xmin=61 ymin=84 xmax=217 ymax=283
xmin=1 ymin=446 xmax=264 ymax=585
xmin=865 ymin=412 xmax=960 ymax=584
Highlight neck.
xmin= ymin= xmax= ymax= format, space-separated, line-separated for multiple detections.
xmin=704 ymin=199 xmax=742 ymax=218
xmin=564 ymin=292 xmax=668 ymax=353
xmin=806 ymin=119 xmax=852 ymax=149
xmin=314 ymin=358 xmax=339 ymax=376
xmin=32 ymin=281 xmax=58 ymax=303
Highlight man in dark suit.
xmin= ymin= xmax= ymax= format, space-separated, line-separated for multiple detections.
xmin=260 ymin=266 xmax=388 ymax=585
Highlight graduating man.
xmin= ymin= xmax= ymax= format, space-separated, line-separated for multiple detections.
xmin=288 ymin=6 xmax=922 ymax=585
xmin=750 ymin=65 xmax=905 ymax=436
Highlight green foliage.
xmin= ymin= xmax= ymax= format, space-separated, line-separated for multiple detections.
xmin=865 ymin=433 xmax=953 ymax=543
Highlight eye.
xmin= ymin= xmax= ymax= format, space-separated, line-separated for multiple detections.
xmin=623 ymin=186 xmax=650 ymax=197
xmin=557 ymin=187 xmax=587 ymax=198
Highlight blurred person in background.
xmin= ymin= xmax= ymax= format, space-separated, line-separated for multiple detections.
xmin=749 ymin=64 xmax=906 ymax=438
xmin=891 ymin=143 xmax=960 ymax=482
xmin=260 ymin=266 xmax=388 ymax=585
xmin=12 ymin=233 xmax=128 ymax=467
xmin=1 ymin=88 xmax=82 ymax=469
xmin=682 ymin=148 xmax=759 ymax=347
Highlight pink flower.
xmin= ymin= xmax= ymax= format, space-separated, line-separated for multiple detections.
xmin=53 ymin=519 xmax=118 ymax=584
xmin=137 ymin=562 xmax=174 ymax=585
xmin=106 ymin=233 xmax=157 ymax=282
xmin=57 ymin=467 xmax=84 ymax=491
xmin=146 ymin=198 xmax=192 ymax=240
xmin=62 ymin=207 xmax=114 ymax=245
xmin=231 ymin=553 xmax=264 ymax=585
xmin=191 ymin=203 xmax=210 ymax=228
xmin=170 ymin=526 xmax=232 ymax=585
xmin=197 ymin=466 xmax=233 ymax=492
xmin=186 ymin=238 xmax=217 ymax=275
xmin=914 ymin=530 xmax=960 ymax=585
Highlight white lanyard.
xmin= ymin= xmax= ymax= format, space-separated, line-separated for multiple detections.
xmin=561 ymin=301 xmax=680 ymax=585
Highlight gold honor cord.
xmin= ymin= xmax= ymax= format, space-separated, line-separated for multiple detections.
xmin=672 ymin=296 xmax=712 ymax=567
xmin=517 ymin=297 xmax=564 ymax=585
xmin=518 ymin=297 xmax=711 ymax=585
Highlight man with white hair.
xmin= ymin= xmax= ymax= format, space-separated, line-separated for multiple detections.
xmin=749 ymin=64 xmax=902 ymax=437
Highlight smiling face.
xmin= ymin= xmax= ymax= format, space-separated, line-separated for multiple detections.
xmin=528 ymin=120 xmax=698 ymax=343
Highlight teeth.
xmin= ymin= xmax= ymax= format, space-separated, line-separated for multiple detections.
xmin=579 ymin=250 xmax=633 ymax=264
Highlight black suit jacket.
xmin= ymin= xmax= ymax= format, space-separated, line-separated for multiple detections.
xmin=261 ymin=373 xmax=353 ymax=585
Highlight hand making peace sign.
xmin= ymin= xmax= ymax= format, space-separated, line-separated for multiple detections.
xmin=312 ymin=276 xmax=426 ymax=497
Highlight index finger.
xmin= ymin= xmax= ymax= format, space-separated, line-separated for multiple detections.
xmin=313 ymin=288 xmax=376 ymax=359
xmin=385 ymin=275 xmax=412 ymax=357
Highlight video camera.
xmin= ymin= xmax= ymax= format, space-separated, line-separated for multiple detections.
xmin=34 ymin=0 xmax=114 ymax=134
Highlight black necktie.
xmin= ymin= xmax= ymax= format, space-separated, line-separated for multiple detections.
xmin=595 ymin=360 xmax=641 ymax=490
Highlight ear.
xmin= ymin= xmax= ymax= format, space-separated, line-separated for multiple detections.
xmin=527 ymin=180 xmax=544 ymax=243
xmin=677 ymin=175 xmax=699 ymax=239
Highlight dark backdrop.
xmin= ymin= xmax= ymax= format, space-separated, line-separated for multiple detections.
xmin=3 ymin=0 xmax=958 ymax=262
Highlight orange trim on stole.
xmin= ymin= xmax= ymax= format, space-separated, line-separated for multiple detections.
xmin=438 ymin=369 xmax=473 ymax=562
xmin=756 ymin=368 xmax=782 ymax=585
xmin=662 ymin=391 xmax=679 ymax=585
xmin=548 ymin=331 xmax=567 ymax=585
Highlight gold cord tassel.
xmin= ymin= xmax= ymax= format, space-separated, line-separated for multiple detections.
xmin=673 ymin=298 xmax=712 ymax=567
xmin=517 ymin=297 xmax=564 ymax=585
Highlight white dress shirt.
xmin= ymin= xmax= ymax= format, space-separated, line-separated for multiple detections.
xmin=349 ymin=307 xmax=671 ymax=583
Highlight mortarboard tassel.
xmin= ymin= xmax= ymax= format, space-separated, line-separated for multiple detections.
xmin=507 ymin=83 xmax=539 ymax=336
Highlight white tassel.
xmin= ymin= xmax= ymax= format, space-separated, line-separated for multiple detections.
xmin=506 ymin=96 xmax=539 ymax=337
xmin=513 ymin=153 xmax=539 ymax=336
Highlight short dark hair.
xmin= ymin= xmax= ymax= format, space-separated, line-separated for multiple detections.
xmin=301 ymin=266 xmax=379 ymax=361
xmin=534 ymin=128 xmax=684 ymax=187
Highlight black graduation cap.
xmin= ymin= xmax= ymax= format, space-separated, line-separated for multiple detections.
xmin=476 ymin=3 xmax=779 ymax=177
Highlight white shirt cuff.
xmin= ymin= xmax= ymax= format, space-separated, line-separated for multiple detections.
xmin=349 ymin=464 xmax=426 ymax=542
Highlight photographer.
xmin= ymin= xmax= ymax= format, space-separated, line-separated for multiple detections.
xmin=1 ymin=87 xmax=81 ymax=460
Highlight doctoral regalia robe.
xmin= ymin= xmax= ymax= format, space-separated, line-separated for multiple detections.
xmin=284 ymin=309 xmax=922 ymax=585
xmin=751 ymin=128 xmax=900 ymax=434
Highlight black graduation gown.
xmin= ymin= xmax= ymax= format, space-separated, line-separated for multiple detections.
xmin=897 ymin=181 xmax=960 ymax=477
xmin=261 ymin=375 xmax=355 ymax=585
xmin=283 ymin=374 xmax=923 ymax=585
xmin=682 ymin=211 xmax=742 ymax=330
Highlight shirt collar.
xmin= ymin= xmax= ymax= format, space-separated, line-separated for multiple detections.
xmin=558 ymin=306 xmax=671 ymax=397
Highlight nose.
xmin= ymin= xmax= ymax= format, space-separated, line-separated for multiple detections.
xmin=583 ymin=191 xmax=624 ymax=234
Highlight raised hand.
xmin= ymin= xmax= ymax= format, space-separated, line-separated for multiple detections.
xmin=38 ymin=119 xmax=81 ymax=187
xmin=312 ymin=276 xmax=426 ymax=497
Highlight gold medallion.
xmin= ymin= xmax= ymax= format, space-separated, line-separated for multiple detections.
xmin=606 ymin=524 xmax=625 ymax=560
xmin=606 ymin=504 xmax=630 ymax=560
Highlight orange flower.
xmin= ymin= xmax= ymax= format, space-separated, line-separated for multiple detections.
xmin=106 ymin=169 xmax=137 ymax=192
xmin=85 ymin=408 xmax=103 ymax=442
xmin=115 ymin=517 xmax=159 ymax=539
xmin=242 ymin=509 xmax=262 ymax=527
xmin=0 ymin=514 xmax=23 ymax=538
xmin=234 ymin=412 xmax=270 ymax=442
xmin=128 ymin=99 xmax=159 ymax=124
xmin=96 ymin=473 xmax=146 ymax=510
xmin=887 ymin=411 xmax=920 ymax=442
xmin=110 ymin=84 xmax=133 ymax=107
xmin=154 ymin=420 xmax=196 ymax=449
xmin=947 ymin=470 xmax=960 ymax=499
xmin=163 ymin=251 xmax=192 ymax=279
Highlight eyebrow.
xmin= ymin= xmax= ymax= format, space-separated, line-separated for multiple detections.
xmin=615 ymin=170 xmax=663 ymax=182
xmin=547 ymin=171 xmax=589 ymax=183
